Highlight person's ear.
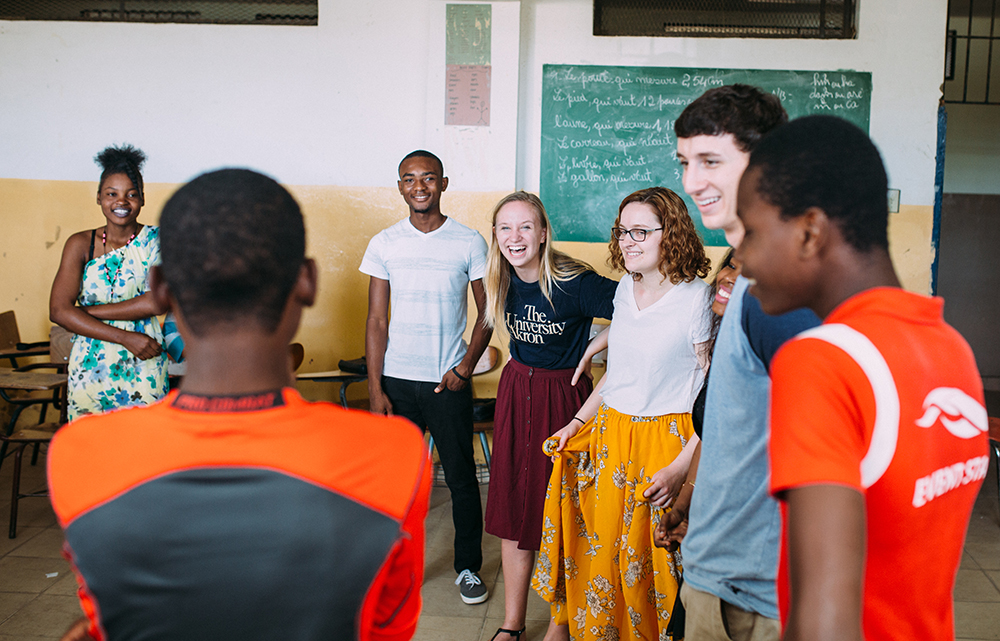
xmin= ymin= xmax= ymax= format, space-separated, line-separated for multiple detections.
xmin=798 ymin=207 xmax=829 ymax=259
xmin=441 ymin=176 xmax=449 ymax=192
xmin=149 ymin=266 xmax=173 ymax=313
xmin=294 ymin=258 xmax=318 ymax=308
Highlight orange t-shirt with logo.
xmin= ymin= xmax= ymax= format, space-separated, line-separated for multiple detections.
xmin=770 ymin=288 xmax=989 ymax=641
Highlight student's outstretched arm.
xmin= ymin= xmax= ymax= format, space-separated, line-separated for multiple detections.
xmin=366 ymin=277 xmax=393 ymax=415
xmin=781 ymin=484 xmax=865 ymax=641
xmin=49 ymin=232 xmax=162 ymax=360
xmin=435 ymin=278 xmax=493 ymax=393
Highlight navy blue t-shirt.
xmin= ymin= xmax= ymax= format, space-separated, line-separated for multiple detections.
xmin=505 ymin=270 xmax=617 ymax=370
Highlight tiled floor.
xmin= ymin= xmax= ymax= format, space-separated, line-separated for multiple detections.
xmin=0 ymin=451 xmax=997 ymax=640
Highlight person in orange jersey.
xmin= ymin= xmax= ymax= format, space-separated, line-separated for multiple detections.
xmin=50 ymin=168 xmax=431 ymax=641
xmin=736 ymin=116 xmax=989 ymax=641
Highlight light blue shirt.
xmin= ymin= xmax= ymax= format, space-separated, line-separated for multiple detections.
xmin=681 ymin=276 xmax=817 ymax=619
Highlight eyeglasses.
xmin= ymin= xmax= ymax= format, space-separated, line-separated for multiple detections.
xmin=612 ymin=227 xmax=663 ymax=242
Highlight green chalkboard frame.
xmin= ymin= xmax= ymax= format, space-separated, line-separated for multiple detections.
xmin=540 ymin=65 xmax=872 ymax=246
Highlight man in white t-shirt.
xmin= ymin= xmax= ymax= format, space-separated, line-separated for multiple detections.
xmin=361 ymin=150 xmax=493 ymax=605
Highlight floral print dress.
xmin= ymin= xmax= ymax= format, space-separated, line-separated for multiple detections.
xmin=67 ymin=225 xmax=168 ymax=420
xmin=534 ymin=404 xmax=692 ymax=641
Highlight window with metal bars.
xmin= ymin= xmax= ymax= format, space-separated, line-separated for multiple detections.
xmin=594 ymin=0 xmax=856 ymax=39
xmin=0 ymin=1 xmax=317 ymax=26
xmin=945 ymin=0 xmax=1000 ymax=104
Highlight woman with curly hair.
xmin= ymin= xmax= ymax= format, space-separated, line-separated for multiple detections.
xmin=533 ymin=187 xmax=712 ymax=641
xmin=50 ymin=145 xmax=169 ymax=420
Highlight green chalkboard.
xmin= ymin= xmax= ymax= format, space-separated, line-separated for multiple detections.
xmin=540 ymin=65 xmax=872 ymax=245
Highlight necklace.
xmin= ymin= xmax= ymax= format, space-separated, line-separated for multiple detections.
xmin=103 ymin=226 xmax=137 ymax=296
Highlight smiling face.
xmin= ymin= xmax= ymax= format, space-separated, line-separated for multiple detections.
xmin=397 ymin=156 xmax=448 ymax=216
xmin=97 ymin=172 xmax=143 ymax=227
xmin=494 ymin=200 xmax=547 ymax=282
xmin=712 ymin=254 xmax=742 ymax=316
xmin=677 ymin=133 xmax=750 ymax=247
xmin=617 ymin=202 xmax=664 ymax=280
xmin=735 ymin=167 xmax=817 ymax=316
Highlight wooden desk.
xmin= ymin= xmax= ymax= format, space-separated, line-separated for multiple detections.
xmin=0 ymin=346 xmax=49 ymax=368
xmin=296 ymin=370 xmax=366 ymax=409
xmin=0 ymin=369 xmax=67 ymax=470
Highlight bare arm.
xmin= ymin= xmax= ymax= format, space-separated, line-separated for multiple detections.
xmin=695 ymin=339 xmax=711 ymax=374
xmin=643 ymin=431 xmax=700 ymax=507
xmin=654 ymin=441 xmax=700 ymax=549
xmin=435 ymin=278 xmax=494 ymax=393
xmin=49 ymin=232 xmax=161 ymax=360
xmin=781 ymin=484 xmax=866 ymax=641
xmin=572 ymin=324 xmax=610 ymax=386
xmin=59 ymin=617 xmax=96 ymax=641
xmin=550 ymin=373 xmax=607 ymax=452
xmin=646 ymin=339 xmax=710 ymax=506
xmin=365 ymin=277 xmax=393 ymax=415
xmin=86 ymin=292 xmax=168 ymax=321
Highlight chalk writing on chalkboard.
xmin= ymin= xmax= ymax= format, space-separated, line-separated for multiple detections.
xmin=540 ymin=65 xmax=872 ymax=245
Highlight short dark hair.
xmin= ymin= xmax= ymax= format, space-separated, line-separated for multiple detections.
xmin=95 ymin=144 xmax=147 ymax=202
xmin=398 ymin=150 xmax=444 ymax=176
xmin=159 ymin=169 xmax=306 ymax=335
xmin=675 ymin=84 xmax=788 ymax=153
xmin=748 ymin=115 xmax=889 ymax=252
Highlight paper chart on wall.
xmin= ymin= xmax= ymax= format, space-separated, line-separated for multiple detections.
xmin=445 ymin=4 xmax=492 ymax=126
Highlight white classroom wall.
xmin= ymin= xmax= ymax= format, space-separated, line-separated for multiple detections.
xmin=0 ymin=1 xmax=519 ymax=190
xmin=2 ymin=0 xmax=949 ymax=204
xmin=518 ymin=0 xmax=949 ymax=207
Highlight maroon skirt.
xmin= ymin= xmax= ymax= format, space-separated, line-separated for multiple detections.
xmin=484 ymin=358 xmax=593 ymax=550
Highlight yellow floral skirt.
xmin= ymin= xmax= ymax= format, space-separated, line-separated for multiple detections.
xmin=533 ymin=404 xmax=692 ymax=641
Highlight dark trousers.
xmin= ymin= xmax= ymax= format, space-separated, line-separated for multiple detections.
xmin=382 ymin=376 xmax=483 ymax=573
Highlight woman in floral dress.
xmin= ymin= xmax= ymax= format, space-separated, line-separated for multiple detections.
xmin=534 ymin=187 xmax=712 ymax=641
xmin=50 ymin=145 xmax=168 ymax=420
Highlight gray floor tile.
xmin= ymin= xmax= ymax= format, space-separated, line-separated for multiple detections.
xmin=0 ymin=558 xmax=70 ymax=594
xmin=6 ymin=500 xmax=56 ymax=532
xmin=965 ymin=538 xmax=1000 ymax=571
xmin=6 ymin=530 xmax=64 ymax=560
xmin=42 ymin=573 xmax=77 ymax=597
xmin=480 ymin=617 xmax=551 ymax=640
xmin=412 ymin=615 xmax=485 ymax=641
xmin=0 ymin=594 xmax=82 ymax=638
xmin=0 ymin=529 xmax=44 ymax=558
xmin=955 ymin=568 xmax=1000 ymax=601
xmin=955 ymin=600 xmax=1000 ymax=640
xmin=0 ymin=593 xmax=37 ymax=626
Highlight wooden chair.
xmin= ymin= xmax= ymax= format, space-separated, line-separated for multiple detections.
xmin=12 ymin=326 xmax=70 ymax=440
xmin=470 ymin=346 xmax=500 ymax=470
xmin=6 ymin=424 xmax=60 ymax=538
xmin=3 ymin=331 xmax=69 ymax=537
xmin=0 ymin=310 xmax=49 ymax=368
